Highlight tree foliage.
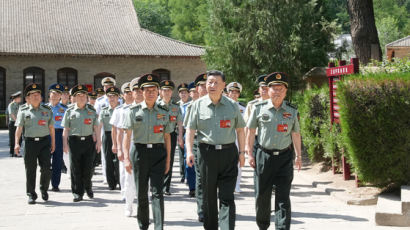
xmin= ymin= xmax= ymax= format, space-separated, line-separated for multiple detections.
xmin=133 ymin=0 xmax=173 ymax=37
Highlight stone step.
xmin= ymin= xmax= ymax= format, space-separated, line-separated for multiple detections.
xmin=375 ymin=188 xmax=410 ymax=227
xmin=402 ymin=185 xmax=410 ymax=214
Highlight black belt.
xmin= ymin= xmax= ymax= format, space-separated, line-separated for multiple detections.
xmin=69 ymin=135 xmax=92 ymax=141
xmin=25 ymin=135 xmax=49 ymax=142
xmin=199 ymin=142 xmax=236 ymax=150
xmin=135 ymin=143 xmax=164 ymax=149
xmin=105 ymin=131 xmax=112 ymax=134
xmin=257 ymin=144 xmax=291 ymax=156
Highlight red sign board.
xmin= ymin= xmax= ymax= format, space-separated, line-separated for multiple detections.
xmin=326 ymin=64 xmax=355 ymax=77
xmin=85 ymin=84 xmax=93 ymax=92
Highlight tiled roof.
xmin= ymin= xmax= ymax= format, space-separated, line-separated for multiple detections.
xmin=386 ymin=36 xmax=410 ymax=48
xmin=0 ymin=0 xmax=205 ymax=57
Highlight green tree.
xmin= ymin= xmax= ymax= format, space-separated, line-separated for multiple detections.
xmin=133 ymin=0 xmax=173 ymax=37
xmin=205 ymin=0 xmax=336 ymax=98
xmin=168 ymin=0 xmax=209 ymax=45
xmin=377 ymin=16 xmax=403 ymax=56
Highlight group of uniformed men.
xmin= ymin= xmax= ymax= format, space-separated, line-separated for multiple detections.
xmin=8 ymin=70 xmax=301 ymax=230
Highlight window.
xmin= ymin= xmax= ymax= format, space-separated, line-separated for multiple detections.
xmin=0 ymin=67 xmax=6 ymax=110
xmin=94 ymin=72 xmax=116 ymax=90
xmin=23 ymin=67 xmax=45 ymax=99
xmin=57 ymin=67 xmax=78 ymax=89
xmin=152 ymin=69 xmax=170 ymax=81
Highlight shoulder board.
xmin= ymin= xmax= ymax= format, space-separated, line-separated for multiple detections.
xmin=41 ymin=104 xmax=51 ymax=110
xmin=20 ymin=105 xmax=29 ymax=111
xmin=86 ymin=104 xmax=96 ymax=111
xmin=247 ymin=99 xmax=259 ymax=105
xmin=60 ymin=103 xmax=68 ymax=108
xmin=157 ymin=104 xmax=169 ymax=112
xmin=171 ymin=101 xmax=179 ymax=106
xmin=254 ymin=100 xmax=268 ymax=107
xmin=129 ymin=104 xmax=141 ymax=110
xmin=96 ymin=97 xmax=104 ymax=101
xmin=286 ymin=101 xmax=298 ymax=110
xmin=114 ymin=104 xmax=124 ymax=110
xmin=101 ymin=105 xmax=108 ymax=109
xmin=238 ymin=102 xmax=246 ymax=107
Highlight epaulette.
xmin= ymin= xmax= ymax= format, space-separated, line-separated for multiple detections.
xmin=41 ymin=104 xmax=51 ymax=110
xmin=157 ymin=104 xmax=169 ymax=112
xmin=86 ymin=104 xmax=96 ymax=111
xmin=129 ymin=103 xmax=141 ymax=110
xmin=19 ymin=104 xmax=29 ymax=110
xmin=68 ymin=104 xmax=75 ymax=109
xmin=254 ymin=100 xmax=268 ymax=107
xmin=247 ymin=99 xmax=259 ymax=105
xmin=286 ymin=101 xmax=298 ymax=110
xmin=171 ymin=101 xmax=179 ymax=106
xmin=114 ymin=104 xmax=124 ymax=110
xmin=239 ymin=101 xmax=246 ymax=107
xmin=60 ymin=103 xmax=68 ymax=108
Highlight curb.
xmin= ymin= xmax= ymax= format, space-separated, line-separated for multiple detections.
xmin=298 ymin=171 xmax=378 ymax=206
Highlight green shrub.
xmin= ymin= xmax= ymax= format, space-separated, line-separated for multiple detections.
xmin=338 ymin=76 xmax=410 ymax=186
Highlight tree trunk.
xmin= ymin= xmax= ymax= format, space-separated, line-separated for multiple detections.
xmin=347 ymin=0 xmax=382 ymax=65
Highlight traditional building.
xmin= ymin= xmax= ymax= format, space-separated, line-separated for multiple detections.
xmin=0 ymin=0 xmax=206 ymax=110
xmin=386 ymin=35 xmax=410 ymax=61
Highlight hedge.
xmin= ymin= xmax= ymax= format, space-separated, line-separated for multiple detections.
xmin=338 ymin=73 xmax=410 ymax=186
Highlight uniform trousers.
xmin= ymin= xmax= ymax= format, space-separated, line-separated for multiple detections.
xmin=198 ymin=143 xmax=238 ymax=230
xmin=163 ymin=131 xmax=177 ymax=193
xmin=24 ymin=136 xmax=51 ymax=196
xmin=254 ymin=147 xmax=293 ymax=230
xmin=178 ymin=145 xmax=185 ymax=180
xmin=193 ymin=138 xmax=203 ymax=218
xmin=132 ymin=143 xmax=166 ymax=230
xmin=103 ymin=131 xmax=120 ymax=189
xmin=68 ymin=136 xmax=95 ymax=197
xmin=51 ymin=129 xmax=64 ymax=188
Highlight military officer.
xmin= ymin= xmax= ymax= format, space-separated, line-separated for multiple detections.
xmin=15 ymin=83 xmax=55 ymax=204
xmin=185 ymin=70 xmax=246 ymax=230
xmin=226 ymin=82 xmax=246 ymax=193
xmin=61 ymin=86 xmax=70 ymax=106
xmin=62 ymin=84 xmax=101 ymax=202
xmin=96 ymin=87 xmax=105 ymax=98
xmin=246 ymin=72 xmax=302 ymax=230
xmin=159 ymin=80 xmax=184 ymax=196
xmin=47 ymin=83 xmax=68 ymax=192
xmin=98 ymin=86 xmax=121 ymax=190
xmin=8 ymin=91 xmax=22 ymax=157
xmin=176 ymin=83 xmax=190 ymax=184
xmin=88 ymin=91 xmax=98 ymax=106
xmin=123 ymin=74 xmax=172 ymax=230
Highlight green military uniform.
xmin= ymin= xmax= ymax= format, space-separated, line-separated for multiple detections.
xmin=186 ymin=93 xmax=246 ymax=230
xmin=247 ymin=72 xmax=300 ymax=230
xmin=15 ymin=84 xmax=54 ymax=204
xmin=62 ymin=85 xmax=99 ymax=202
xmin=123 ymin=74 xmax=172 ymax=230
xmin=8 ymin=94 xmax=21 ymax=157
xmin=98 ymin=86 xmax=121 ymax=190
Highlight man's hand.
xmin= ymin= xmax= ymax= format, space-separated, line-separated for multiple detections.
xmin=117 ymin=150 xmax=124 ymax=162
xmin=178 ymin=135 xmax=184 ymax=148
xmin=124 ymin=158 xmax=132 ymax=174
xmin=295 ymin=156 xmax=302 ymax=171
xmin=112 ymin=145 xmax=117 ymax=154
xmin=14 ymin=144 xmax=20 ymax=156
xmin=248 ymin=153 xmax=256 ymax=169
xmin=164 ymin=159 xmax=170 ymax=175
xmin=186 ymin=152 xmax=195 ymax=168
xmin=96 ymin=141 xmax=101 ymax=153
xmin=63 ymin=145 xmax=69 ymax=154
xmin=50 ymin=142 xmax=55 ymax=154
xmin=239 ymin=153 xmax=245 ymax=167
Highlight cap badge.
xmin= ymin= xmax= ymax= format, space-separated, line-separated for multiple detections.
xmin=56 ymin=85 xmax=60 ymax=89
xmin=264 ymin=76 xmax=268 ymax=81
xmin=32 ymin=84 xmax=37 ymax=89
xmin=233 ymin=83 xmax=238 ymax=87
xmin=276 ymin=74 xmax=282 ymax=79
xmin=78 ymin=85 xmax=83 ymax=89
xmin=147 ymin=75 xmax=152 ymax=81
xmin=203 ymin=75 xmax=207 ymax=80
xmin=165 ymin=81 xmax=169 ymax=85
xmin=111 ymin=88 xmax=114 ymax=91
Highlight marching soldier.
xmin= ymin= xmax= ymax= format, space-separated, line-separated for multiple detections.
xmin=62 ymin=84 xmax=101 ymax=202
xmin=176 ymin=83 xmax=189 ymax=185
xmin=48 ymin=83 xmax=68 ymax=192
xmin=96 ymin=87 xmax=105 ymax=98
xmin=159 ymin=80 xmax=183 ymax=196
xmin=15 ymin=83 xmax=55 ymax=204
xmin=246 ymin=72 xmax=302 ymax=230
xmin=98 ymin=86 xmax=121 ymax=190
xmin=61 ymin=86 xmax=70 ymax=106
xmin=226 ymin=82 xmax=246 ymax=193
xmin=88 ymin=91 xmax=98 ymax=106
xmin=185 ymin=70 xmax=246 ymax=229
xmin=123 ymin=74 xmax=172 ymax=230
xmin=8 ymin=91 xmax=22 ymax=157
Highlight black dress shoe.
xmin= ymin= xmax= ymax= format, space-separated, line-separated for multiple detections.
xmin=164 ymin=191 xmax=171 ymax=196
xmin=73 ymin=195 xmax=83 ymax=202
xmin=180 ymin=177 xmax=185 ymax=183
xmin=41 ymin=192 xmax=49 ymax=201
xmin=109 ymin=186 xmax=116 ymax=190
xmin=51 ymin=187 xmax=60 ymax=192
xmin=28 ymin=193 xmax=37 ymax=204
xmin=189 ymin=190 xmax=196 ymax=197
xmin=198 ymin=216 xmax=204 ymax=222
xmin=86 ymin=190 xmax=94 ymax=199
xmin=14 ymin=154 xmax=22 ymax=158
xmin=10 ymin=154 xmax=14 ymax=157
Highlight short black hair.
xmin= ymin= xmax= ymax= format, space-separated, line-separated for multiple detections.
xmin=206 ymin=70 xmax=225 ymax=82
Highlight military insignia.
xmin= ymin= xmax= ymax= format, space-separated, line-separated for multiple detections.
xmin=110 ymin=88 xmax=114 ymax=91
xmin=25 ymin=115 xmax=31 ymax=120
xmin=87 ymin=111 xmax=93 ymax=115
xmin=156 ymin=114 xmax=165 ymax=120
xmin=203 ymin=75 xmax=207 ymax=80
xmin=240 ymin=109 xmax=244 ymax=113
xmin=135 ymin=116 xmax=143 ymax=122
xmin=171 ymin=107 xmax=178 ymax=112
xmin=38 ymin=120 xmax=46 ymax=126
xmin=165 ymin=81 xmax=169 ymax=85
xmin=182 ymin=84 xmax=186 ymax=87
xmin=56 ymin=85 xmax=60 ymax=89
xmin=264 ymin=76 xmax=268 ymax=81
xmin=84 ymin=118 xmax=92 ymax=125
xmin=170 ymin=116 xmax=177 ymax=122
xmin=277 ymin=124 xmax=288 ymax=132
xmin=153 ymin=125 xmax=164 ymax=133
xmin=233 ymin=83 xmax=238 ymax=87
xmin=59 ymin=108 xmax=65 ymax=113
xmin=41 ymin=111 xmax=48 ymax=117
xmin=262 ymin=114 xmax=270 ymax=121
xmin=276 ymin=74 xmax=282 ymax=79
xmin=147 ymin=75 xmax=152 ymax=81
xmin=33 ymin=84 xmax=37 ymax=88
xmin=283 ymin=112 xmax=292 ymax=119
xmin=55 ymin=116 xmax=62 ymax=121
